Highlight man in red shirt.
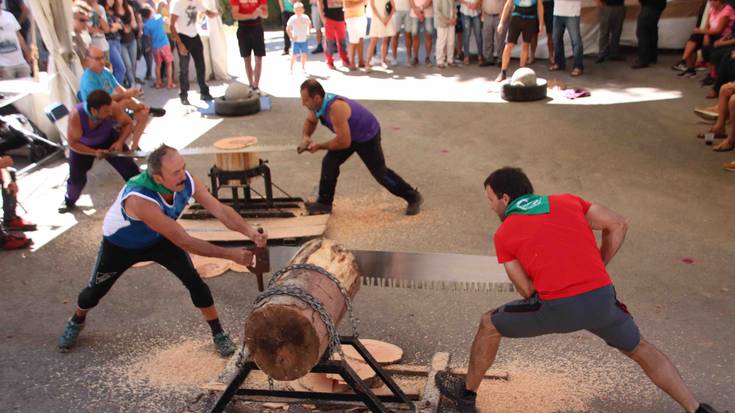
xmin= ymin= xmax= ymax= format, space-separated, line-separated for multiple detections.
xmin=436 ymin=167 xmax=721 ymax=413
xmin=231 ymin=0 xmax=269 ymax=93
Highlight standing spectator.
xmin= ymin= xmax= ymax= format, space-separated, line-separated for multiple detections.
xmin=311 ymin=0 xmax=325 ymax=53
xmin=101 ymin=0 xmax=128 ymax=84
xmin=391 ymin=0 xmax=413 ymax=65
xmin=597 ymin=0 xmax=625 ymax=63
xmin=434 ymin=0 xmax=456 ymax=67
xmin=496 ymin=0 xmax=543 ymax=81
xmin=116 ymin=0 xmax=139 ymax=87
xmin=287 ymin=2 xmax=312 ymax=72
xmin=279 ymin=0 xmax=295 ymax=54
xmin=86 ymin=0 xmax=110 ymax=57
xmin=631 ymin=0 xmax=666 ymax=68
xmin=231 ymin=0 xmax=268 ymax=94
xmin=72 ymin=2 xmax=94 ymax=64
xmin=481 ymin=0 xmax=506 ymax=66
xmin=318 ymin=0 xmax=350 ymax=69
xmin=672 ymin=0 xmax=733 ymax=79
xmin=3 ymin=0 xmax=28 ymax=42
xmin=344 ymin=0 xmax=367 ymax=70
xmin=142 ymin=6 xmax=174 ymax=88
xmin=170 ymin=0 xmax=218 ymax=105
xmin=0 ymin=0 xmax=31 ymax=79
xmin=459 ymin=0 xmax=483 ymax=65
xmin=533 ymin=0 xmax=554 ymax=66
xmin=410 ymin=0 xmax=434 ymax=66
xmin=156 ymin=0 xmax=175 ymax=84
xmin=550 ymin=0 xmax=583 ymax=76
xmin=365 ymin=0 xmax=396 ymax=69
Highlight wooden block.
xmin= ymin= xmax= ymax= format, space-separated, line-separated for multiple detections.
xmin=341 ymin=339 xmax=403 ymax=365
xmin=190 ymin=254 xmax=232 ymax=278
xmin=214 ymin=136 xmax=258 ymax=149
xmin=326 ymin=355 xmax=377 ymax=384
xmin=290 ymin=373 xmax=349 ymax=393
xmin=180 ymin=214 xmax=330 ymax=242
xmin=421 ymin=352 xmax=450 ymax=413
xmin=383 ymin=364 xmax=510 ymax=381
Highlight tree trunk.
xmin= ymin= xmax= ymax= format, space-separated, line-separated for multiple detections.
xmin=243 ymin=239 xmax=362 ymax=380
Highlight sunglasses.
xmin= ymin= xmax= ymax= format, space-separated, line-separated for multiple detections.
xmin=76 ymin=18 xmax=89 ymax=22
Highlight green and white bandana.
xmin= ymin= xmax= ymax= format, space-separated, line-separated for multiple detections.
xmin=505 ymin=194 xmax=550 ymax=216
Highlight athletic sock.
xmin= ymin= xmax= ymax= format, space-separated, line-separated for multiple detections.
xmin=71 ymin=313 xmax=86 ymax=324
xmin=207 ymin=318 xmax=224 ymax=336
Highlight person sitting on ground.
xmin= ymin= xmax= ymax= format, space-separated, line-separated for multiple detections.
xmin=287 ymin=2 xmax=312 ymax=74
xmin=672 ymin=0 xmax=734 ymax=80
xmin=141 ymin=6 xmax=174 ymax=89
xmin=495 ymin=0 xmax=544 ymax=82
xmin=435 ymin=166 xmax=724 ymax=413
xmin=0 ymin=0 xmax=32 ymax=80
xmin=79 ymin=45 xmax=164 ymax=151
xmin=60 ymin=90 xmax=140 ymax=213
xmin=0 ymin=155 xmax=34 ymax=250
xmin=57 ymin=144 xmax=268 ymax=356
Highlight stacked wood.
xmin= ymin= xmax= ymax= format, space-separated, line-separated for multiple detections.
xmin=214 ymin=136 xmax=259 ymax=185
xmin=244 ymin=239 xmax=363 ymax=381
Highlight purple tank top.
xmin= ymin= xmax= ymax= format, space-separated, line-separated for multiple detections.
xmin=319 ymin=96 xmax=380 ymax=143
xmin=76 ymin=102 xmax=117 ymax=148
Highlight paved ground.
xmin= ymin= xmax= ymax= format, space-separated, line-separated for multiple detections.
xmin=1 ymin=30 xmax=733 ymax=413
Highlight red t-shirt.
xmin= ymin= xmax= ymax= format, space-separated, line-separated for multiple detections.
xmin=494 ymin=194 xmax=612 ymax=300
xmin=231 ymin=0 xmax=267 ymax=15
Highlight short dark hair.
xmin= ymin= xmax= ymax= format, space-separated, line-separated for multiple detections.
xmin=86 ymin=90 xmax=112 ymax=110
xmin=147 ymin=144 xmax=175 ymax=176
xmin=300 ymin=79 xmax=325 ymax=98
xmin=140 ymin=6 xmax=152 ymax=19
xmin=483 ymin=167 xmax=534 ymax=202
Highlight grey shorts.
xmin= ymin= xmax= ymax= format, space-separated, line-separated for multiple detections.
xmin=491 ymin=285 xmax=641 ymax=352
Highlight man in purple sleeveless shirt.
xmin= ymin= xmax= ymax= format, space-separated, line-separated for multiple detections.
xmin=299 ymin=79 xmax=423 ymax=215
xmin=60 ymin=90 xmax=140 ymax=212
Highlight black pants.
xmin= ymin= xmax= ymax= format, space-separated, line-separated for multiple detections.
xmin=282 ymin=11 xmax=294 ymax=52
xmin=77 ymin=237 xmax=214 ymax=310
xmin=178 ymin=34 xmax=210 ymax=98
xmin=1 ymin=168 xmax=17 ymax=221
xmin=318 ymin=133 xmax=417 ymax=205
xmin=715 ymin=52 xmax=735 ymax=93
xmin=636 ymin=6 xmax=664 ymax=65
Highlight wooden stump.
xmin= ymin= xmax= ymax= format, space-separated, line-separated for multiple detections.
xmin=214 ymin=136 xmax=259 ymax=185
xmin=244 ymin=239 xmax=363 ymax=381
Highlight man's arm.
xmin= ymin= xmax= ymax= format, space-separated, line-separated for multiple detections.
xmin=170 ymin=13 xmax=188 ymax=54
xmin=302 ymin=110 xmax=319 ymax=144
xmin=191 ymin=176 xmax=268 ymax=246
xmin=503 ymin=260 xmax=536 ymax=299
xmin=16 ymin=31 xmax=30 ymax=64
xmin=112 ymin=84 xmax=141 ymax=102
xmin=498 ymin=0 xmax=513 ymax=28
xmin=585 ymin=203 xmax=628 ymax=266
xmin=66 ymin=110 xmax=107 ymax=157
xmin=109 ymin=103 xmax=134 ymax=152
xmin=310 ymin=101 xmax=351 ymax=151
xmin=124 ymin=196 xmax=254 ymax=264
xmin=537 ymin=0 xmax=544 ymax=32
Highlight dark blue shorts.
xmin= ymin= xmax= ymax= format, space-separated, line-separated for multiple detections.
xmin=491 ymin=285 xmax=641 ymax=352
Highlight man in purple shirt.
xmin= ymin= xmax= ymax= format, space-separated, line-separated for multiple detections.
xmin=299 ymin=79 xmax=423 ymax=216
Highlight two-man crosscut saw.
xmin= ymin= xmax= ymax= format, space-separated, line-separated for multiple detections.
xmin=267 ymin=246 xmax=513 ymax=292
xmin=106 ymin=144 xmax=298 ymax=158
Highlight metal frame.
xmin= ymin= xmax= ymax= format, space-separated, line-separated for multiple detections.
xmin=211 ymin=336 xmax=414 ymax=413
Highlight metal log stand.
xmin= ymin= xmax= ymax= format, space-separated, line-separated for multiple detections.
xmin=210 ymin=336 xmax=414 ymax=413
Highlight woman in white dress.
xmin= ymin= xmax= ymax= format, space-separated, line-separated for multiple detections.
xmin=365 ymin=0 xmax=396 ymax=69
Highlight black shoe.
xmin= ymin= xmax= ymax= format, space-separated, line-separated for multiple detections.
xmin=595 ymin=56 xmax=606 ymax=64
xmin=180 ymin=95 xmax=190 ymax=105
xmin=311 ymin=44 xmax=324 ymax=54
xmin=609 ymin=55 xmax=625 ymax=61
xmin=58 ymin=200 xmax=77 ymax=213
xmin=201 ymin=93 xmax=214 ymax=101
xmin=695 ymin=403 xmax=721 ymax=413
xmin=631 ymin=60 xmax=649 ymax=69
xmin=149 ymin=107 xmax=166 ymax=117
xmin=305 ymin=201 xmax=332 ymax=215
xmin=135 ymin=77 xmax=146 ymax=85
xmin=282 ymin=50 xmax=290 ymax=55
xmin=405 ymin=191 xmax=423 ymax=216
xmin=435 ymin=371 xmax=476 ymax=413
xmin=701 ymin=75 xmax=716 ymax=86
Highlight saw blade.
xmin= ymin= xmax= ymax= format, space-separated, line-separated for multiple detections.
xmin=108 ymin=144 xmax=298 ymax=158
xmin=268 ymin=246 xmax=513 ymax=292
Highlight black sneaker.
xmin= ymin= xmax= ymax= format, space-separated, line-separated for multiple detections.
xmin=149 ymin=107 xmax=166 ymax=117
xmin=58 ymin=199 xmax=77 ymax=213
xmin=701 ymin=75 xmax=716 ymax=86
xmin=495 ymin=71 xmax=506 ymax=82
xmin=201 ymin=93 xmax=214 ymax=101
xmin=672 ymin=60 xmax=688 ymax=72
xmin=678 ymin=69 xmax=696 ymax=79
xmin=311 ymin=44 xmax=324 ymax=54
xmin=631 ymin=60 xmax=649 ymax=69
xmin=695 ymin=403 xmax=721 ymax=413
xmin=406 ymin=191 xmax=423 ymax=216
xmin=180 ymin=95 xmax=190 ymax=105
xmin=435 ymin=371 xmax=477 ymax=413
xmin=305 ymin=201 xmax=332 ymax=215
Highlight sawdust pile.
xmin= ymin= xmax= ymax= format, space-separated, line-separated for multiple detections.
xmin=125 ymin=340 xmax=227 ymax=390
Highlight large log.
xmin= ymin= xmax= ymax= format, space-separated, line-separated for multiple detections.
xmin=243 ymin=239 xmax=362 ymax=381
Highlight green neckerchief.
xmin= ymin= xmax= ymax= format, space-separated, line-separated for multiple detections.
xmin=127 ymin=171 xmax=174 ymax=195
xmin=505 ymin=194 xmax=550 ymax=216
xmin=315 ymin=93 xmax=337 ymax=118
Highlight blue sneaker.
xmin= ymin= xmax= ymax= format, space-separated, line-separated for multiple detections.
xmin=213 ymin=332 xmax=236 ymax=357
xmin=58 ymin=319 xmax=84 ymax=352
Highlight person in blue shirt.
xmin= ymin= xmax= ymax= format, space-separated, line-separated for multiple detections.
xmin=142 ymin=6 xmax=175 ymax=89
xmin=79 ymin=45 xmax=163 ymax=151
